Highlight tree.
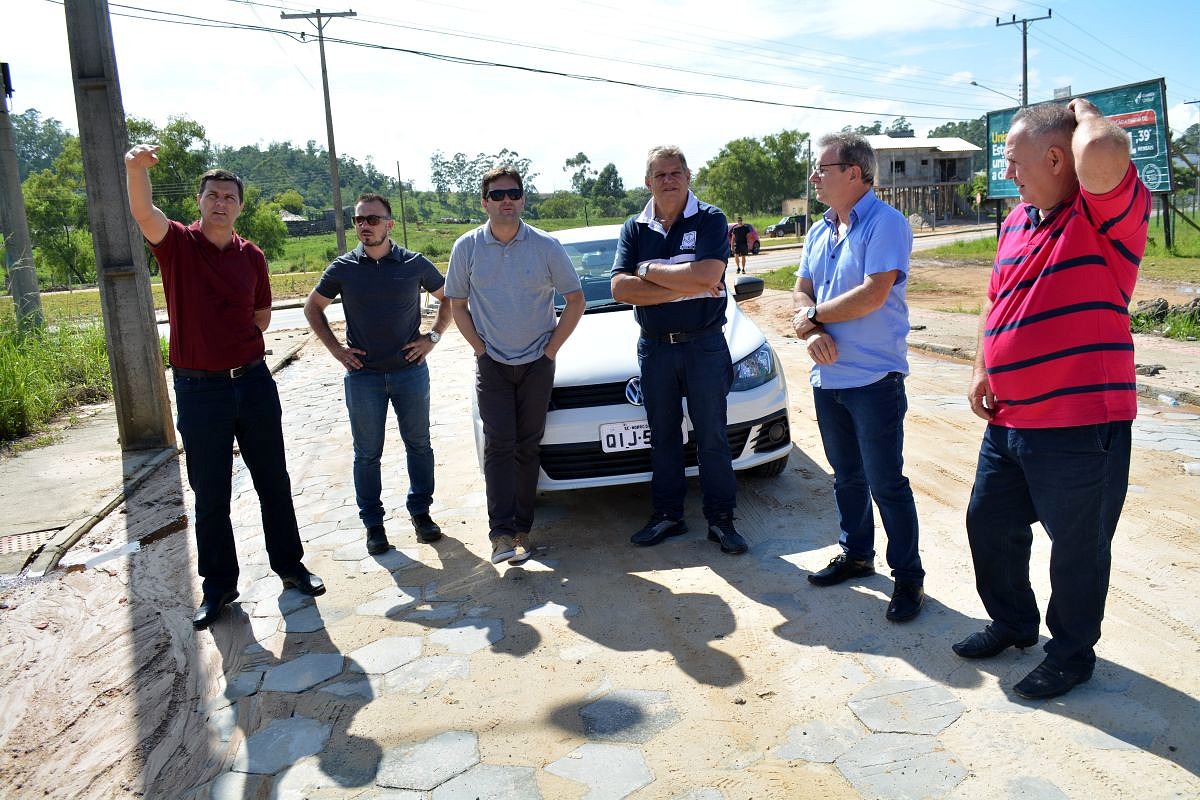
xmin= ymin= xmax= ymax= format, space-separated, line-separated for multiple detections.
xmin=126 ymin=115 xmax=212 ymax=223
xmin=236 ymin=188 xmax=287 ymax=261
xmin=21 ymin=136 xmax=94 ymax=286
xmin=842 ymin=120 xmax=883 ymax=135
xmin=886 ymin=116 xmax=912 ymax=135
xmin=592 ymin=163 xmax=624 ymax=198
xmin=564 ymin=152 xmax=596 ymax=196
xmin=9 ymin=109 xmax=70 ymax=181
xmin=538 ymin=191 xmax=582 ymax=219
xmin=694 ymin=129 xmax=810 ymax=214
xmin=273 ymin=188 xmax=306 ymax=214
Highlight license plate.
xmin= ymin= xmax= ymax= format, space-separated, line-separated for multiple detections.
xmin=600 ymin=420 xmax=651 ymax=453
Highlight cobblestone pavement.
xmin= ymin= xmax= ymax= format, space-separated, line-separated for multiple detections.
xmin=139 ymin=329 xmax=1200 ymax=800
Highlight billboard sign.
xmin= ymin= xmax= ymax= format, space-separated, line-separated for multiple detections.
xmin=985 ymin=78 xmax=1172 ymax=199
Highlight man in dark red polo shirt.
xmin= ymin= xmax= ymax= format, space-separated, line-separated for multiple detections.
xmin=125 ymin=144 xmax=325 ymax=631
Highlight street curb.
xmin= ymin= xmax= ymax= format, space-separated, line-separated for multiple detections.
xmin=20 ymin=335 xmax=312 ymax=579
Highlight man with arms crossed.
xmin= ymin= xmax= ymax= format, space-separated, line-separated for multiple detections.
xmin=612 ymin=145 xmax=747 ymax=556
xmin=304 ymin=193 xmax=452 ymax=556
xmin=954 ymin=99 xmax=1150 ymax=699
xmin=125 ymin=145 xmax=324 ymax=631
xmin=445 ymin=167 xmax=584 ymax=565
xmin=792 ymin=132 xmax=925 ymax=623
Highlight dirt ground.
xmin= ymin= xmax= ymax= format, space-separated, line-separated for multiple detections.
xmin=1 ymin=261 xmax=1198 ymax=798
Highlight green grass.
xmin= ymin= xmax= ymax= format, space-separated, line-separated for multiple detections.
xmin=0 ymin=316 xmax=114 ymax=443
xmin=760 ymin=265 xmax=800 ymax=292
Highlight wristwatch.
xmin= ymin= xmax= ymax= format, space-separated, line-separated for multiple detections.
xmin=806 ymin=306 xmax=820 ymax=324
xmin=428 ymin=330 xmax=441 ymax=344
xmin=637 ymin=262 xmax=651 ymax=278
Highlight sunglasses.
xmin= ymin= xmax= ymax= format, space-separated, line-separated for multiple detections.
xmin=486 ymin=187 xmax=524 ymax=201
xmin=352 ymin=214 xmax=390 ymax=226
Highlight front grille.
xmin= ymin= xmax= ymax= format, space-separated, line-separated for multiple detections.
xmin=549 ymin=381 xmax=633 ymax=410
xmin=540 ymin=420 xmax=756 ymax=481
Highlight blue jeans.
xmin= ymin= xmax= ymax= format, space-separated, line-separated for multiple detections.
xmin=637 ymin=332 xmax=735 ymax=521
xmin=174 ymin=362 xmax=303 ymax=597
xmin=344 ymin=363 xmax=435 ymax=527
xmin=966 ymin=421 xmax=1131 ymax=674
xmin=812 ymin=372 xmax=923 ymax=584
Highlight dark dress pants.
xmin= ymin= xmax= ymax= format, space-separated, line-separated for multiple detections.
xmin=475 ymin=354 xmax=555 ymax=536
xmin=174 ymin=362 xmax=303 ymax=597
xmin=966 ymin=421 xmax=1132 ymax=673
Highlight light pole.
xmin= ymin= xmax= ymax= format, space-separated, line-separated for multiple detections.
xmin=970 ymin=80 xmax=1020 ymax=105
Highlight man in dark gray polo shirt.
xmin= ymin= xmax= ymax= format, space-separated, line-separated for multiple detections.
xmin=305 ymin=193 xmax=452 ymax=556
xmin=445 ymin=166 xmax=585 ymax=565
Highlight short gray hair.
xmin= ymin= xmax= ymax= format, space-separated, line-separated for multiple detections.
xmin=817 ymin=132 xmax=876 ymax=186
xmin=645 ymin=145 xmax=689 ymax=178
xmin=1011 ymin=102 xmax=1076 ymax=145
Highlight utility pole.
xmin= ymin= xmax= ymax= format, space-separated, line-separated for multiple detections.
xmin=802 ymin=137 xmax=812 ymax=240
xmin=63 ymin=0 xmax=174 ymax=450
xmin=0 ymin=63 xmax=43 ymax=327
xmin=996 ymin=10 xmax=1052 ymax=106
xmin=281 ymin=8 xmax=356 ymax=253
xmin=395 ymin=161 xmax=409 ymax=249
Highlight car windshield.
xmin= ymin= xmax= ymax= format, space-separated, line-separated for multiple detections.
xmin=554 ymin=238 xmax=626 ymax=312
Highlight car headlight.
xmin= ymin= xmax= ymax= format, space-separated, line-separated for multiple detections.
xmin=731 ymin=343 xmax=777 ymax=392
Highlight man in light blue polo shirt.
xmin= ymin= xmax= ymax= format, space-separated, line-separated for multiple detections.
xmin=791 ymin=132 xmax=925 ymax=623
xmin=445 ymin=166 xmax=584 ymax=566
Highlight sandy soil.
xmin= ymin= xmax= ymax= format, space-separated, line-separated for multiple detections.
xmin=1 ymin=274 xmax=1198 ymax=798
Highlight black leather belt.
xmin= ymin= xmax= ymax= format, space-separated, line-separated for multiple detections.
xmin=172 ymin=358 xmax=263 ymax=379
xmin=642 ymin=325 xmax=723 ymax=344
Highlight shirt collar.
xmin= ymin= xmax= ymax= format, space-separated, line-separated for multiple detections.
xmin=636 ymin=191 xmax=700 ymax=235
xmin=353 ymin=240 xmax=404 ymax=262
xmin=482 ymin=220 xmax=528 ymax=245
xmin=822 ymin=189 xmax=879 ymax=230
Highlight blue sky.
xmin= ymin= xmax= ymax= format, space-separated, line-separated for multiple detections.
xmin=5 ymin=0 xmax=1199 ymax=191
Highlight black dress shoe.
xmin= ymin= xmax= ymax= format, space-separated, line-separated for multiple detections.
xmin=886 ymin=582 xmax=924 ymax=622
xmin=279 ymin=565 xmax=326 ymax=596
xmin=952 ymin=625 xmax=1039 ymax=659
xmin=366 ymin=525 xmax=390 ymax=555
xmin=193 ymin=589 xmax=239 ymax=630
xmin=808 ymin=553 xmax=875 ymax=586
xmin=630 ymin=513 xmax=687 ymax=547
xmin=411 ymin=513 xmax=443 ymax=543
xmin=707 ymin=516 xmax=748 ymax=555
xmin=1013 ymin=661 xmax=1093 ymax=700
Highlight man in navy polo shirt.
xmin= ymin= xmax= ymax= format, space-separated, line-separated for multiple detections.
xmin=125 ymin=145 xmax=324 ymax=631
xmin=611 ymin=145 xmax=747 ymax=555
xmin=305 ymin=193 xmax=452 ymax=557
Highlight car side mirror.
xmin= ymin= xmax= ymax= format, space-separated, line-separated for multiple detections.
xmin=732 ymin=274 xmax=764 ymax=303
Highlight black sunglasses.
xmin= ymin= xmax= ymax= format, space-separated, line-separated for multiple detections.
xmin=352 ymin=214 xmax=391 ymax=226
xmin=486 ymin=187 xmax=524 ymax=201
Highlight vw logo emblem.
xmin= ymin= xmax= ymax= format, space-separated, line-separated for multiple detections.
xmin=625 ymin=377 xmax=644 ymax=406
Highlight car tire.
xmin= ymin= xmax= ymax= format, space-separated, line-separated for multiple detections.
xmin=748 ymin=453 xmax=788 ymax=477
xmin=751 ymin=241 xmax=760 ymax=255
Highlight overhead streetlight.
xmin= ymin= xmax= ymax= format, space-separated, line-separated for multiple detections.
xmin=971 ymin=80 xmax=1020 ymax=105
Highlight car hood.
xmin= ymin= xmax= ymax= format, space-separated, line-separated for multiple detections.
xmin=553 ymin=297 xmax=768 ymax=387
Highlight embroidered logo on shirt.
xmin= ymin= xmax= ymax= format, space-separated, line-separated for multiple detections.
xmin=681 ymin=231 xmax=697 ymax=250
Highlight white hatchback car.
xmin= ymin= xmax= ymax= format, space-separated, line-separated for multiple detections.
xmin=471 ymin=224 xmax=792 ymax=491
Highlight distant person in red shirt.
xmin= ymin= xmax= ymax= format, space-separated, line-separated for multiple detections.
xmin=953 ymin=99 xmax=1150 ymax=699
xmin=729 ymin=215 xmax=752 ymax=274
xmin=125 ymin=145 xmax=325 ymax=631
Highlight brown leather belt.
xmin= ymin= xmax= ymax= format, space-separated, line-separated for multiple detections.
xmin=172 ymin=358 xmax=264 ymax=379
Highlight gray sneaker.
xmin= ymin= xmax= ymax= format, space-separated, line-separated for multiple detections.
xmin=490 ymin=533 xmax=517 ymax=564
xmin=510 ymin=532 xmax=532 ymax=565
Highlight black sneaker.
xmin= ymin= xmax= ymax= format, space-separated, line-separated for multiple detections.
xmin=630 ymin=513 xmax=688 ymax=547
xmin=411 ymin=512 xmax=443 ymax=543
xmin=366 ymin=524 xmax=390 ymax=555
xmin=808 ymin=553 xmax=875 ymax=586
xmin=886 ymin=581 xmax=925 ymax=622
xmin=707 ymin=515 xmax=748 ymax=554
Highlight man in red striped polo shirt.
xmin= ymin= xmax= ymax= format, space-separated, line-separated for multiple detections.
xmin=953 ymin=99 xmax=1151 ymax=699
